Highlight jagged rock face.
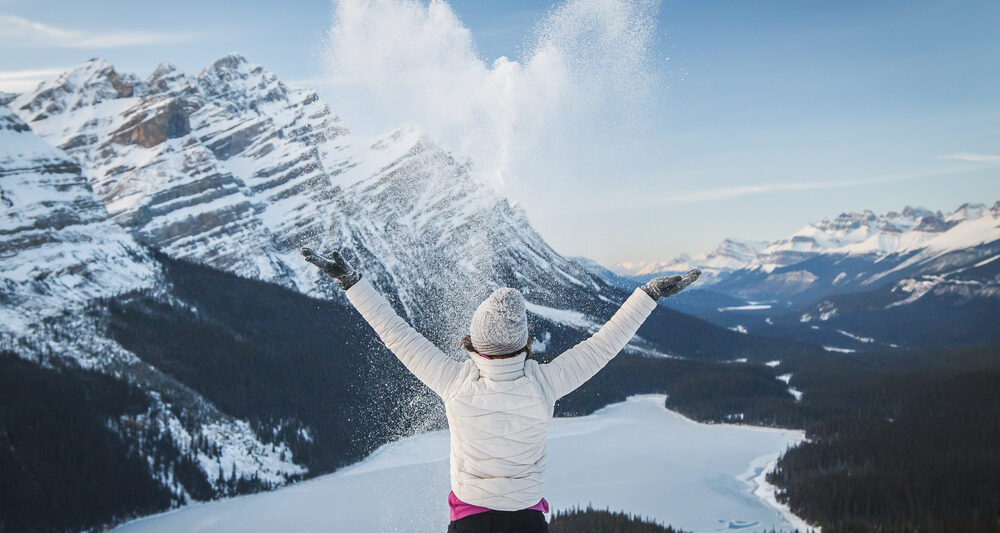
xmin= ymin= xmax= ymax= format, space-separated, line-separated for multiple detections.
xmin=11 ymin=54 xmax=350 ymax=285
xmin=111 ymin=98 xmax=192 ymax=147
xmin=11 ymin=55 xmax=621 ymax=347
xmin=0 ymin=107 xmax=158 ymax=333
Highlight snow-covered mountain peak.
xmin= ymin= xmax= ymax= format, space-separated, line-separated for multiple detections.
xmin=614 ymin=238 xmax=766 ymax=282
xmin=714 ymin=238 xmax=767 ymax=258
xmin=945 ymin=202 xmax=988 ymax=223
xmin=196 ymin=53 xmax=290 ymax=113
xmin=900 ymin=205 xmax=936 ymax=219
xmin=613 ymin=260 xmax=672 ymax=277
xmin=201 ymin=52 xmax=251 ymax=74
xmin=145 ymin=62 xmax=195 ymax=97
xmin=14 ymin=58 xmax=139 ymax=122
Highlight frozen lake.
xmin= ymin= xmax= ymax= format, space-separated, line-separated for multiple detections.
xmin=115 ymin=395 xmax=810 ymax=532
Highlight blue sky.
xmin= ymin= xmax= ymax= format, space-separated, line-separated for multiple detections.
xmin=1 ymin=0 xmax=997 ymax=266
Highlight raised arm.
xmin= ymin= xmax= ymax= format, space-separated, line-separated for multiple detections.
xmin=537 ymin=269 xmax=700 ymax=400
xmin=302 ymin=247 xmax=464 ymax=398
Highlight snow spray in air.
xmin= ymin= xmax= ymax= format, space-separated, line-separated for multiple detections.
xmin=322 ymin=0 xmax=661 ymax=190
xmin=317 ymin=0 xmax=662 ymax=433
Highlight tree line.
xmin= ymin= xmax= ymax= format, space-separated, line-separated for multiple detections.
xmin=768 ymin=344 xmax=1000 ymax=532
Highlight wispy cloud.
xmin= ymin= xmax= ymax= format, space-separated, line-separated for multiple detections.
xmin=664 ymin=166 xmax=988 ymax=205
xmin=666 ymin=178 xmax=893 ymax=204
xmin=0 ymin=14 xmax=199 ymax=49
xmin=0 ymin=67 xmax=69 ymax=92
xmin=936 ymin=152 xmax=1000 ymax=163
xmin=286 ymin=77 xmax=330 ymax=90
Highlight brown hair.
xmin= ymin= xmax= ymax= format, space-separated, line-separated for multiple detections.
xmin=460 ymin=334 xmax=532 ymax=360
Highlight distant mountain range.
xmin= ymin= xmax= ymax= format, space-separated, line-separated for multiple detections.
xmin=614 ymin=238 xmax=768 ymax=283
xmin=585 ymin=202 xmax=1000 ymax=351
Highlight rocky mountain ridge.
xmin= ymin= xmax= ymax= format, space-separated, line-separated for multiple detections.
xmin=9 ymin=54 xmax=637 ymax=351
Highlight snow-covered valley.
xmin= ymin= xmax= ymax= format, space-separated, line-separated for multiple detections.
xmin=114 ymin=395 xmax=808 ymax=533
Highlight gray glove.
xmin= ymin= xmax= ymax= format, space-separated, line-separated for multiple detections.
xmin=642 ymin=269 xmax=701 ymax=299
xmin=301 ymin=247 xmax=361 ymax=290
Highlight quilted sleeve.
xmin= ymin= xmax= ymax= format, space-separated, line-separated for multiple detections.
xmin=345 ymin=278 xmax=465 ymax=398
xmin=537 ymin=288 xmax=657 ymax=400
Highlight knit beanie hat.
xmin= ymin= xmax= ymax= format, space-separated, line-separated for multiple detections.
xmin=470 ymin=288 xmax=529 ymax=356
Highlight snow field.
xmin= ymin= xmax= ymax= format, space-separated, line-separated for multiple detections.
xmin=115 ymin=395 xmax=808 ymax=533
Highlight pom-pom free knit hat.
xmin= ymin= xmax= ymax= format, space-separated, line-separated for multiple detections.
xmin=470 ymin=288 xmax=529 ymax=356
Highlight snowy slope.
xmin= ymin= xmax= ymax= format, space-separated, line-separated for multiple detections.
xmin=0 ymin=104 xmax=306 ymax=501
xmin=0 ymin=106 xmax=157 ymax=335
xmin=12 ymin=56 xmax=836 ymax=364
xmin=114 ymin=396 xmax=808 ymax=533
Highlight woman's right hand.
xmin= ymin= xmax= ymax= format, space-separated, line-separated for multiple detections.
xmin=301 ymin=247 xmax=361 ymax=289
xmin=642 ymin=269 xmax=701 ymax=299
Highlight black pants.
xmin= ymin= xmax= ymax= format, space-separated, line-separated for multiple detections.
xmin=447 ymin=510 xmax=548 ymax=533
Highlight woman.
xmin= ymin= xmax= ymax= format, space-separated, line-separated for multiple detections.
xmin=301 ymin=247 xmax=699 ymax=532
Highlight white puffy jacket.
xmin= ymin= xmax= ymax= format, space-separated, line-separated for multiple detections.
xmin=345 ymin=279 xmax=658 ymax=511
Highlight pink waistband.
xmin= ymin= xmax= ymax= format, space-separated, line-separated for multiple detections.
xmin=448 ymin=491 xmax=549 ymax=522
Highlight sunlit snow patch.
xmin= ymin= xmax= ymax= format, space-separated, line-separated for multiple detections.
xmin=823 ymin=346 xmax=856 ymax=353
xmin=837 ymin=329 xmax=874 ymax=343
xmin=718 ymin=304 xmax=771 ymax=311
